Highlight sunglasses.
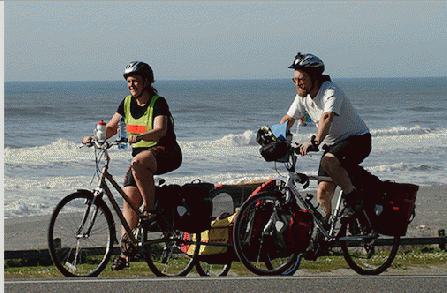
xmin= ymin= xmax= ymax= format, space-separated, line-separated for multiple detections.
xmin=292 ymin=77 xmax=307 ymax=84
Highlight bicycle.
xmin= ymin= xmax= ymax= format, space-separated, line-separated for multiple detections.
xmin=47 ymin=138 xmax=202 ymax=277
xmin=233 ymin=145 xmax=400 ymax=276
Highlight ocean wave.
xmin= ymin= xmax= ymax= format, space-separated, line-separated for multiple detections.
xmin=4 ymin=138 xmax=131 ymax=165
xmin=219 ymin=130 xmax=258 ymax=146
xmin=370 ymin=126 xmax=433 ymax=137
xmin=368 ymin=162 xmax=443 ymax=174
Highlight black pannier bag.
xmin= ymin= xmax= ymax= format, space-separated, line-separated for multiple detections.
xmin=349 ymin=166 xmax=418 ymax=236
xmin=154 ymin=184 xmax=182 ymax=231
xmin=370 ymin=181 xmax=418 ymax=236
xmin=155 ymin=180 xmax=214 ymax=233
xmin=174 ymin=180 xmax=214 ymax=233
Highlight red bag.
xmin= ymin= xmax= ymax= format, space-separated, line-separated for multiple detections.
xmin=286 ymin=210 xmax=313 ymax=253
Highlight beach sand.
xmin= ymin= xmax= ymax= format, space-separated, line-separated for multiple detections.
xmin=4 ymin=184 xmax=446 ymax=251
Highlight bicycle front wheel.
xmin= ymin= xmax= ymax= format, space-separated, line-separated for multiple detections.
xmin=339 ymin=216 xmax=400 ymax=275
xmin=48 ymin=191 xmax=115 ymax=277
xmin=143 ymin=230 xmax=201 ymax=277
xmin=233 ymin=192 xmax=298 ymax=276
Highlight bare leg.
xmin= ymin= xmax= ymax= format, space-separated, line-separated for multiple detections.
xmin=320 ymin=153 xmax=354 ymax=194
xmin=320 ymin=153 xmax=365 ymax=218
xmin=121 ymin=186 xmax=143 ymax=237
xmin=317 ymin=181 xmax=337 ymax=221
xmin=130 ymin=150 xmax=157 ymax=212
xmin=114 ymin=151 xmax=157 ymax=268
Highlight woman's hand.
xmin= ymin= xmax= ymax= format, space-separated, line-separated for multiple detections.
xmin=83 ymin=135 xmax=94 ymax=145
xmin=128 ymin=134 xmax=144 ymax=144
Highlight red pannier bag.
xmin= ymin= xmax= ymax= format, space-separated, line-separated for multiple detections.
xmin=245 ymin=180 xmax=313 ymax=258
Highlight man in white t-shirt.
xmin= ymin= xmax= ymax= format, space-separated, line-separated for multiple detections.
xmin=280 ymin=52 xmax=371 ymax=225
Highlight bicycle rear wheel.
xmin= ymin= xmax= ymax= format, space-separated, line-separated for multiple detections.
xmin=339 ymin=216 xmax=400 ymax=275
xmin=143 ymin=229 xmax=201 ymax=277
xmin=233 ymin=192 xmax=298 ymax=276
xmin=48 ymin=191 xmax=115 ymax=277
xmin=195 ymin=258 xmax=232 ymax=277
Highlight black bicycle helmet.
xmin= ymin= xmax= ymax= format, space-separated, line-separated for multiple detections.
xmin=123 ymin=61 xmax=154 ymax=82
xmin=288 ymin=52 xmax=325 ymax=76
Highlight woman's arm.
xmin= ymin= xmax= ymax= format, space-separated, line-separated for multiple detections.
xmin=83 ymin=112 xmax=121 ymax=144
xmin=129 ymin=115 xmax=167 ymax=143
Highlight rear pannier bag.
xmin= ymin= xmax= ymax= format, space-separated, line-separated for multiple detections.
xmin=369 ymin=181 xmax=418 ymax=236
xmin=348 ymin=166 xmax=418 ymax=236
xmin=174 ymin=181 xmax=214 ymax=233
xmin=155 ymin=180 xmax=214 ymax=233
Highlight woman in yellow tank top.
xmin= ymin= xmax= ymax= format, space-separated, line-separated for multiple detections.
xmin=83 ymin=61 xmax=182 ymax=270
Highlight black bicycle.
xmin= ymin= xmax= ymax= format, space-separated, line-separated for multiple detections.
xmin=233 ymin=145 xmax=400 ymax=276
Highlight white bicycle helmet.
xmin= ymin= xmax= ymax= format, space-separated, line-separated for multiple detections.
xmin=123 ymin=61 xmax=154 ymax=82
xmin=288 ymin=52 xmax=325 ymax=76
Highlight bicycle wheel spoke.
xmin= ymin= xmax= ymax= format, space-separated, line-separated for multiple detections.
xmin=233 ymin=192 xmax=298 ymax=275
xmin=340 ymin=217 xmax=400 ymax=275
xmin=48 ymin=192 xmax=114 ymax=277
xmin=144 ymin=231 xmax=200 ymax=277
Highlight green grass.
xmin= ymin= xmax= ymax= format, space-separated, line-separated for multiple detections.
xmin=4 ymin=247 xmax=446 ymax=278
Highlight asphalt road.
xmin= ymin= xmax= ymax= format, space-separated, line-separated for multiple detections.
xmin=5 ymin=275 xmax=447 ymax=293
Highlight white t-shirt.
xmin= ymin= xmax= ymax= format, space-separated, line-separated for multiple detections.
xmin=287 ymin=81 xmax=369 ymax=145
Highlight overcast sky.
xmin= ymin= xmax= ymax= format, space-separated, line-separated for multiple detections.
xmin=3 ymin=1 xmax=446 ymax=82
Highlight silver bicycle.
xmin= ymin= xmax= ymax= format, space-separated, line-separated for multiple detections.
xmin=233 ymin=146 xmax=400 ymax=276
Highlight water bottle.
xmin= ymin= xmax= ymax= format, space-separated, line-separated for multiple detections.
xmin=117 ymin=116 xmax=128 ymax=149
xmin=96 ymin=120 xmax=107 ymax=142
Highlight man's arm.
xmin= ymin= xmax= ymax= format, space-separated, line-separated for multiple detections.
xmin=280 ymin=115 xmax=296 ymax=131
xmin=315 ymin=111 xmax=335 ymax=144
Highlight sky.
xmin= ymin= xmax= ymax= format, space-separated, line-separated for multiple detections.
xmin=3 ymin=1 xmax=447 ymax=82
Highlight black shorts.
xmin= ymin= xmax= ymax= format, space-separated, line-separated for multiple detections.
xmin=124 ymin=143 xmax=182 ymax=187
xmin=318 ymin=133 xmax=371 ymax=178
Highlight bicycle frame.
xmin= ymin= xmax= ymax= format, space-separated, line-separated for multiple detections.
xmin=281 ymin=151 xmax=344 ymax=242
xmin=83 ymin=140 xmax=143 ymax=245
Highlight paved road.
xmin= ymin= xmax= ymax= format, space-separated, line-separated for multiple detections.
xmin=5 ymin=275 xmax=447 ymax=293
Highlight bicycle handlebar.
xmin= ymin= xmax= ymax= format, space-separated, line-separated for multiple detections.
xmin=82 ymin=137 xmax=128 ymax=149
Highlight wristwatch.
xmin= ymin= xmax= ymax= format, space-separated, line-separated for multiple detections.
xmin=310 ymin=135 xmax=320 ymax=149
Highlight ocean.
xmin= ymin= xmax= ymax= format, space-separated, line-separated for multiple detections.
xmin=4 ymin=77 xmax=447 ymax=218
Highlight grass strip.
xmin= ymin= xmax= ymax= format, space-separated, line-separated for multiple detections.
xmin=4 ymin=247 xmax=446 ymax=278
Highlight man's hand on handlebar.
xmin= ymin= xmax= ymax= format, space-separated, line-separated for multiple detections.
xmin=296 ymin=135 xmax=320 ymax=156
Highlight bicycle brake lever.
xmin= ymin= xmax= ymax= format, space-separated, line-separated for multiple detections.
xmin=296 ymin=173 xmax=310 ymax=189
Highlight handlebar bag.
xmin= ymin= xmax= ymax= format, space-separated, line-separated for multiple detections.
xmin=259 ymin=141 xmax=289 ymax=162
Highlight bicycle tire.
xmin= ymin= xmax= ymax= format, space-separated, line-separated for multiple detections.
xmin=233 ymin=191 xmax=298 ymax=276
xmin=196 ymin=259 xmax=232 ymax=277
xmin=195 ymin=257 xmax=233 ymax=277
xmin=339 ymin=215 xmax=400 ymax=275
xmin=48 ymin=191 xmax=115 ymax=277
xmin=143 ymin=229 xmax=201 ymax=277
